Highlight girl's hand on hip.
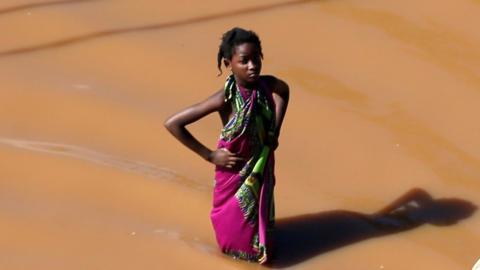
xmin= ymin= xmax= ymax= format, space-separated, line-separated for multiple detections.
xmin=265 ymin=134 xmax=279 ymax=151
xmin=209 ymin=148 xmax=244 ymax=168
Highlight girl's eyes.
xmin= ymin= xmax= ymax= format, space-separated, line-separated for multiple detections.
xmin=240 ymin=57 xmax=260 ymax=64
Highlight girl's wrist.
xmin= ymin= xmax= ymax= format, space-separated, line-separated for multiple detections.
xmin=206 ymin=150 xmax=214 ymax=162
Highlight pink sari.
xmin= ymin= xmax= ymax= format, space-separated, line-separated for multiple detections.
xmin=210 ymin=75 xmax=276 ymax=263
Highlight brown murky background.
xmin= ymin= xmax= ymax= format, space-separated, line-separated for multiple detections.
xmin=1 ymin=0 xmax=479 ymax=269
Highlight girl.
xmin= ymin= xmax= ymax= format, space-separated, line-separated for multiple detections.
xmin=164 ymin=27 xmax=289 ymax=264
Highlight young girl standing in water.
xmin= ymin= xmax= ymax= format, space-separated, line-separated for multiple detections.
xmin=164 ymin=27 xmax=289 ymax=264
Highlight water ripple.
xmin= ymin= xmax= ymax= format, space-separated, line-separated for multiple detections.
xmin=0 ymin=137 xmax=211 ymax=191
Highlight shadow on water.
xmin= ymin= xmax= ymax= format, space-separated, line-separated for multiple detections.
xmin=0 ymin=0 xmax=319 ymax=57
xmin=0 ymin=0 xmax=98 ymax=15
xmin=269 ymin=188 xmax=477 ymax=268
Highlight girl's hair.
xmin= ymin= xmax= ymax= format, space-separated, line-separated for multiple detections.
xmin=217 ymin=27 xmax=263 ymax=75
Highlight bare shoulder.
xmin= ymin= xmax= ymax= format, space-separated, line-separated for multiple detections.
xmin=165 ymin=87 xmax=225 ymax=125
xmin=207 ymin=88 xmax=226 ymax=108
xmin=192 ymin=86 xmax=232 ymax=117
xmin=261 ymin=75 xmax=289 ymax=99
xmin=183 ymin=87 xmax=226 ymax=115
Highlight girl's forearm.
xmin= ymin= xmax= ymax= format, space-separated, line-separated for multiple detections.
xmin=164 ymin=122 xmax=213 ymax=162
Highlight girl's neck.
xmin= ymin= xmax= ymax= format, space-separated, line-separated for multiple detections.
xmin=235 ymin=78 xmax=259 ymax=92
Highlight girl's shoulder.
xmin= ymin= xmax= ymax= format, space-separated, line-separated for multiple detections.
xmin=260 ymin=75 xmax=289 ymax=97
xmin=200 ymin=87 xmax=228 ymax=111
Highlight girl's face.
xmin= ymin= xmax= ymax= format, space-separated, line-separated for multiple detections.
xmin=226 ymin=42 xmax=262 ymax=87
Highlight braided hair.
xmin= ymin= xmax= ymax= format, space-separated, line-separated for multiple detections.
xmin=217 ymin=27 xmax=263 ymax=75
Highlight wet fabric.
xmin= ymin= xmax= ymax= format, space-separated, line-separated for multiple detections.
xmin=210 ymin=75 xmax=276 ymax=263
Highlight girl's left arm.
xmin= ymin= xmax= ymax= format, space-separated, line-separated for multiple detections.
xmin=270 ymin=77 xmax=290 ymax=149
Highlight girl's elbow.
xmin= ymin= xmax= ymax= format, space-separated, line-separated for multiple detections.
xmin=164 ymin=117 xmax=176 ymax=132
xmin=164 ymin=116 xmax=186 ymax=134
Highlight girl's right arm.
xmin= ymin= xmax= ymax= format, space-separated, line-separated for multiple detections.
xmin=164 ymin=89 xmax=243 ymax=168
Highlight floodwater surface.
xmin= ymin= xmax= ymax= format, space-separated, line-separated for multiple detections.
xmin=0 ymin=0 xmax=479 ymax=269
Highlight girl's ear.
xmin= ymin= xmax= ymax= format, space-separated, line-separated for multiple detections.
xmin=223 ymin=59 xmax=231 ymax=70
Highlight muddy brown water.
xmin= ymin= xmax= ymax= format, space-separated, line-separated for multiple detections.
xmin=0 ymin=0 xmax=479 ymax=269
